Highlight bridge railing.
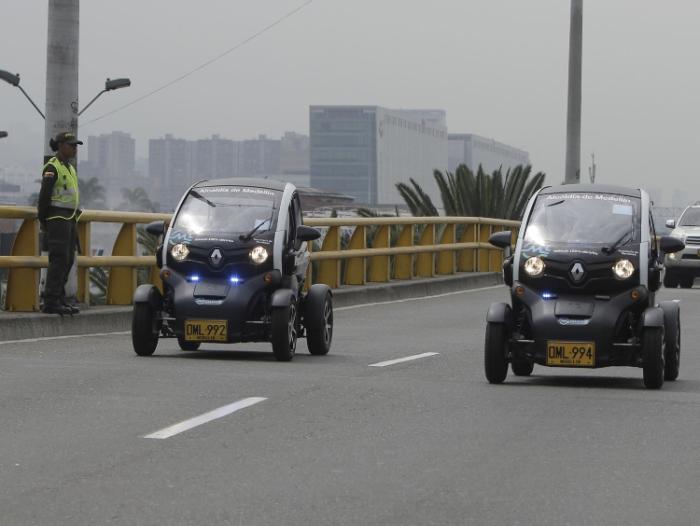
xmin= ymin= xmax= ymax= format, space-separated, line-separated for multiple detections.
xmin=0 ymin=206 xmax=518 ymax=311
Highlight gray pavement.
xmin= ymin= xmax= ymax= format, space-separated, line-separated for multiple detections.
xmin=1 ymin=284 xmax=699 ymax=525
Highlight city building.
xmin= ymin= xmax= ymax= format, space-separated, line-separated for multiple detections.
xmin=191 ymin=134 xmax=238 ymax=180
xmin=81 ymin=131 xmax=138 ymax=206
xmin=310 ymin=106 xmax=448 ymax=205
xmin=448 ymin=133 xmax=530 ymax=174
xmin=149 ymin=134 xmax=192 ymax=211
xmin=238 ymin=135 xmax=281 ymax=177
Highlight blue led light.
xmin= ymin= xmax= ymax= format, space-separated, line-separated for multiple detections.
xmin=229 ymin=276 xmax=241 ymax=284
xmin=541 ymin=291 xmax=555 ymax=299
xmin=189 ymin=275 xmax=200 ymax=282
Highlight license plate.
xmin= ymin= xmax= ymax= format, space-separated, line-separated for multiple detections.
xmin=546 ymin=340 xmax=595 ymax=367
xmin=184 ymin=319 xmax=228 ymax=342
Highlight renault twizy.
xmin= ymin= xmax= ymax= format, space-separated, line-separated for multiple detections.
xmin=485 ymin=184 xmax=684 ymax=389
xmin=131 ymin=178 xmax=333 ymax=361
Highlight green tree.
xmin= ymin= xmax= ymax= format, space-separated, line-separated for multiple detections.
xmin=78 ymin=177 xmax=106 ymax=209
xmin=119 ymin=187 xmax=156 ymax=212
xmin=396 ymin=164 xmax=545 ymax=220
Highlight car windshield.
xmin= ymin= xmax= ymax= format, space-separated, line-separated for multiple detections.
xmin=679 ymin=208 xmax=700 ymax=226
xmin=172 ymin=186 xmax=280 ymax=236
xmin=523 ymin=192 xmax=641 ymax=246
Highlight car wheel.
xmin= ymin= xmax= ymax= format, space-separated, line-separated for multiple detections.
xmin=132 ymin=303 xmax=159 ymax=356
xmin=642 ymin=326 xmax=665 ymax=389
xmin=660 ymin=302 xmax=681 ymax=381
xmin=511 ymin=360 xmax=534 ymax=376
xmin=177 ymin=336 xmax=201 ymax=351
xmin=304 ymin=286 xmax=333 ymax=355
xmin=663 ymin=273 xmax=678 ymax=288
xmin=271 ymin=301 xmax=297 ymax=362
xmin=484 ymin=322 xmax=509 ymax=384
xmin=680 ymin=276 xmax=694 ymax=288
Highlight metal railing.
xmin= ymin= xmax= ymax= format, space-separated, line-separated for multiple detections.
xmin=0 ymin=206 xmax=517 ymax=312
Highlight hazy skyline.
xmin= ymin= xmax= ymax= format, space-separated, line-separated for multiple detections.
xmin=2 ymin=1 xmax=699 ymax=205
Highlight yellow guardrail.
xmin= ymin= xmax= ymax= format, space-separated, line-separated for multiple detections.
xmin=0 ymin=205 xmax=518 ymax=312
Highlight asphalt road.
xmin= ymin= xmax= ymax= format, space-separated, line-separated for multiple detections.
xmin=2 ymin=285 xmax=700 ymax=525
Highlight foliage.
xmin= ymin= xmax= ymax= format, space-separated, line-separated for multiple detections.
xmin=79 ymin=177 xmax=106 ymax=208
xmin=396 ymin=164 xmax=545 ymax=220
xmin=119 ymin=187 xmax=157 ymax=212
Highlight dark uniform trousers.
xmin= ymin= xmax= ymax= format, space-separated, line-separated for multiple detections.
xmin=44 ymin=217 xmax=78 ymax=303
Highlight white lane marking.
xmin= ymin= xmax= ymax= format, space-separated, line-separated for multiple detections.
xmin=0 ymin=284 xmax=505 ymax=345
xmin=0 ymin=331 xmax=130 ymax=346
xmin=335 ymin=284 xmax=504 ymax=311
xmin=143 ymin=397 xmax=267 ymax=440
xmin=369 ymin=352 xmax=439 ymax=368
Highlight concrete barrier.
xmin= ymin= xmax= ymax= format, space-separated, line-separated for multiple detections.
xmin=0 ymin=272 xmax=503 ymax=342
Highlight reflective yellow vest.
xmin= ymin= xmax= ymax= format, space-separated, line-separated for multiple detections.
xmin=44 ymin=157 xmax=80 ymax=220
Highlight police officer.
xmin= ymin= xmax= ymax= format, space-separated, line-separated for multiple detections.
xmin=37 ymin=131 xmax=83 ymax=315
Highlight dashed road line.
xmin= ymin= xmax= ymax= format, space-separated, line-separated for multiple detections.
xmin=369 ymin=352 xmax=439 ymax=368
xmin=143 ymin=397 xmax=267 ymax=439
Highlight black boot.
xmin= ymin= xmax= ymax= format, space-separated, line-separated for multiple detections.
xmin=61 ymin=298 xmax=80 ymax=314
xmin=42 ymin=300 xmax=71 ymax=315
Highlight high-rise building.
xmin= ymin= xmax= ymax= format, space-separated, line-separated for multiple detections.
xmin=448 ymin=134 xmax=530 ymax=174
xmin=149 ymin=134 xmax=192 ymax=211
xmin=191 ymin=134 xmax=238 ymax=180
xmin=81 ymin=131 xmax=137 ymax=206
xmin=310 ymin=106 xmax=448 ymax=205
xmin=238 ymin=135 xmax=281 ymax=177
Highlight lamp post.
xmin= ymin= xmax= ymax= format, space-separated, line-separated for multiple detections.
xmin=0 ymin=69 xmax=46 ymax=119
xmin=79 ymin=78 xmax=131 ymax=116
xmin=564 ymin=0 xmax=583 ymax=184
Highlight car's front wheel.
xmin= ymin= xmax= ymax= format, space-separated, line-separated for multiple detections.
xmin=642 ymin=326 xmax=665 ymax=389
xmin=660 ymin=302 xmax=681 ymax=381
xmin=132 ymin=303 xmax=159 ymax=356
xmin=271 ymin=301 xmax=297 ymax=362
xmin=304 ymin=285 xmax=333 ymax=356
xmin=484 ymin=322 xmax=509 ymax=384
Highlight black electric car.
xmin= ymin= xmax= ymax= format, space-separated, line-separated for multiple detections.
xmin=485 ymin=184 xmax=685 ymax=389
xmin=131 ymin=178 xmax=334 ymax=362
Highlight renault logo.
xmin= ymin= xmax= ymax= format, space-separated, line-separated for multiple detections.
xmin=210 ymin=248 xmax=223 ymax=267
xmin=570 ymin=262 xmax=585 ymax=282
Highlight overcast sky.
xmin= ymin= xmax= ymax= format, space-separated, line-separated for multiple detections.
xmin=2 ymin=0 xmax=699 ymax=205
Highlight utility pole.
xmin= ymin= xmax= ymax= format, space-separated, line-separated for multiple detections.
xmin=588 ymin=153 xmax=596 ymax=183
xmin=43 ymin=0 xmax=79 ymax=163
xmin=564 ymin=0 xmax=583 ymax=184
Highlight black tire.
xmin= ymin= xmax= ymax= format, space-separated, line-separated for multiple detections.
xmin=511 ymin=360 xmax=534 ymax=376
xmin=132 ymin=303 xmax=159 ymax=356
xmin=271 ymin=301 xmax=297 ymax=362
xmin=304 ymin=287 xmax=333 ymax=355
xmin=642 ymin=326 xmax=665 ymax=389
xmin=661 ymin=302 xmax=681 ymax=381
xmin=680 ymin=276 xmax=694 ymax=289
xmin=177 ymin=336 xmax=201 ymax=352
xmin=484 ymin=322 xmax=509 ymax=384
xmin=663 ymin=273 xmax=678 ymax=288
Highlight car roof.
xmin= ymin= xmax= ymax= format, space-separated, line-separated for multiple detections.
xmin=540 ymin=184 xmax=641 ymax=198
xmin=193 ymin=178 xmax=291 ymax=192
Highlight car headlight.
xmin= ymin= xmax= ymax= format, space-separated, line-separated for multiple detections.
xmin=613 ymin=259 xmax=635 ymax=279
xmin=170 ymin=243 xmax=189 ymax=261
xmin=524 ymin=256 xmax=545 ymax=277
xmin=249 ymin=246 xmax=269 ymax=265
xmin=668 ymin=252 xmax=678 ymax=260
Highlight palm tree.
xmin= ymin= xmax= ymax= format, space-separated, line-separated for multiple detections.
xmin=78 ymin=177 xmax=106 ymax=209
xmin=396 ymin=164 xmax=545 ymax=220
xmin=119 ymin=187 xmax=156 ymax=212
